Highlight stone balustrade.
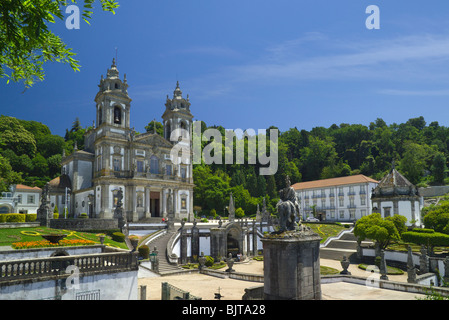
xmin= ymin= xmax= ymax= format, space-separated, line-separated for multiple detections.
xmin=0 ymin=251 xmax=138 ymax=283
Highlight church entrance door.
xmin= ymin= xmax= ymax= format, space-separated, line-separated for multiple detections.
xmin=150 ymin=199 xmax=160 ymax=217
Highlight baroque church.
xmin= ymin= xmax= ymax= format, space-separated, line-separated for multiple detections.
xmin=49 ymin=59 xmax=194 ymax=222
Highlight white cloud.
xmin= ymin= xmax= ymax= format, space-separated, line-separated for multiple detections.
xmin=226 ymin=33 xmax=449 ymax=83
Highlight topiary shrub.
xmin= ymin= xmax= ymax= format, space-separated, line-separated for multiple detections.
xmin=111 ymin=232 xmax=126 ymax=243
xmin=138 ymin=245 xmax=150 ymax=259
xmin=25 ymin=214 xmax=37 ymax=222
xmin=205 ymin=255 xmax=214 ymax=267
xmin=79 ymin=213 xmax=88 ymax=219
xmin=402 ymin=230 xmax=449 ymax=248
xmin=5 ymin=214 xmax=26 ymax=223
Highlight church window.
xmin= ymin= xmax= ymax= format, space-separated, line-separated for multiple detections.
xmin=97 ymin=156 xmax=102 ymax=171
xmin=113 ymin=106 xmax=122 ymax=124
xmin=98 ymin=106 xmax=103 ymax=125
xmin=165 ymin=122 xmax=171 ymax=140
xmin=180 ymin=121 xmax=188 ymax=138
xmin=115 ymin=83 xmax=119 ymax=89
xmin=384 ymin=207 xmax=391 ymax=217
xmin=137 ymin=160 xmax=144 ymax=173
xmin=113 ymin=158 xmax=121 ymax=171
xmin=166 ymin=164 xmax=172 ymax=176
xmin=180 ymin=167 xmax=187 ymax=179
xmin=17 ymin=195 xmax=22 ymax=204
xmin=150 ymin=156 xmax=159 ymax=174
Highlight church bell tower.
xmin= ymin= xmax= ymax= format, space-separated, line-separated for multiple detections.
xmin=94 ymin=58 xmax=132 ymax=132
xmin=162 ymin=81 xmax=193 ymax=142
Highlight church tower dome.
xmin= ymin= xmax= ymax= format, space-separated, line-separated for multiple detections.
xmin=94 ymin=59 xmax=131 ymax=130
xmin=162 ymin=81 xmax=193 ymax=142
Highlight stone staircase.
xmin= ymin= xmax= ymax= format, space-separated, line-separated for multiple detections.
xmin=143 ymin=231 xmax=183 ymax=275
xmin=320 ymin=231 xmax=373 ymax=262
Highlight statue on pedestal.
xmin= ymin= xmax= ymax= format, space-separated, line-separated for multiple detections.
xmin=114 ymin=188 xmax=127 ymax=235
xmin=275 ymin=175 xmax=300 ymax=233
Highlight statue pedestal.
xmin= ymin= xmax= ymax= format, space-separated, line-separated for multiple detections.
xmin=261 ymin=228 xmax=322 ymax=300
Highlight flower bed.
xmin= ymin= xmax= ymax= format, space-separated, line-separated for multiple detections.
xmin=12 ymin=238 xmax=96 ymax=249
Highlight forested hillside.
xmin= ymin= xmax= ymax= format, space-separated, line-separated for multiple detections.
xmin=0 ymin=115 xmax=447 ymax=217
xmin=0 ymin=116 xmax=89 ymax=191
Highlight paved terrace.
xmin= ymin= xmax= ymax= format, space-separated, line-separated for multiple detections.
xmin=137 ymin=258 xmax=430 ymax=300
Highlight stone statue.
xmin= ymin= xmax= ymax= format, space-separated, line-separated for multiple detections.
xmin=37 ymin=182 xmax=52 ymax=225
xmin=275 ymin=175 xmax=300 ymax=233
xmin=114 ymin=188 xmax=127 ymax=234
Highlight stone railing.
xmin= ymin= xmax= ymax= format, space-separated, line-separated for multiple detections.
xmin=161 ymin=281 xmax=201 ymax=300
xmin=0 ymin=252 xmax=138 ymax=283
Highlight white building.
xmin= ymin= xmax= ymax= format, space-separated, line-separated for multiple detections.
xmin=371 ymin=165 xmax=422 ymax=227
xmin=292 ymin=174 xmax=379 ymax=222
xmin=0 ymin=184 xmax=42 ymax=214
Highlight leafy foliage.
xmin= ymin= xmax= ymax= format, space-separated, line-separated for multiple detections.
xmin=354 ymin=213 xmax=406 ymax=250
xmin=0 ymin=0 xmax=119 ymax=87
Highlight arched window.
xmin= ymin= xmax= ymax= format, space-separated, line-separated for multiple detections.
xmin=113 ymin=106 xmax=122 ymax=124
xmin=98 ymin=106 xmax=103 ymax=125
xmin=150 ymin=155 xmax=159 ymax=174
xmin=180 ymin=121 xmax=188 ymax=138
xmin=165 ymin=122 xmax=171 ymax=140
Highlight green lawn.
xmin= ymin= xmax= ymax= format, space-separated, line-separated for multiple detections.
xmin=0 ymin=226 xmax=129 ymax=249
xmin=306 ymin=223 xmax=348 ymax=243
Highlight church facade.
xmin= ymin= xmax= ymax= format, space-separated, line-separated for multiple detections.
xmin=52 ymin=59 xmax=194 ymax=222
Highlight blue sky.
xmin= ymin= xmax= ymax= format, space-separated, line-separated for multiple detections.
xmin=2 ymin=1 xmax=449 ymax=137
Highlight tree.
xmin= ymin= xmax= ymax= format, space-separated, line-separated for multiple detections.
xmin=0 ymin=0 xmax=119 ymax=87
xmin=0 ymin=115 xmax=37 ymax=157
xmin=354 ymin=213 xmax=402 ymax=250
xmin=266 ymin=174 xmax=277 ymax=199
xmin=399 ymin=142 xmax=435 ymax=185
xmin=145 ymin=120 xmax=163 ymax=136
xmin=431 ymin=152 xmax=447 ymax=185
xmin=0 ymin=154 xmax=22 ymax=192
xmin=235 ymin=207 xmax=245 ymax=218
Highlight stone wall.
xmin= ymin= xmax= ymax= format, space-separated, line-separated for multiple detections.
xmin=419 ymin=186 xmax=449 ymax=197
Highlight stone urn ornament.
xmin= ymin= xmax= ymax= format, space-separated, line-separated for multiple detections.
xmin=41 ymin=234 xmax=67 ymax=244
xmin=99 ymin=234 xmax=105 ymax=245
xmin=340 ymin=255 xmax=351 ymax=275
xmin=198 ymin=252 xmax=206 ymax=271
xmin=226 ymin=253 xmax=235 ymax=273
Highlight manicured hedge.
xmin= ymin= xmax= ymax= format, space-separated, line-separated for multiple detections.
xmin=25 ymin=214 xmax=37 ymax=222
xmin=138 ymin=245 xmax=150 ymax=259
xmin=0 ymin=213 xmax=38 ymax=223
xmin=411 ymin=228 xmax=435 ymax=234
xmin=111 ymin=232 xmax=126 ymax=243
xmin=402 ymin=230 xmax=449 ymax=247
xmin=0 ymin=214 xmax=26 ymax=223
